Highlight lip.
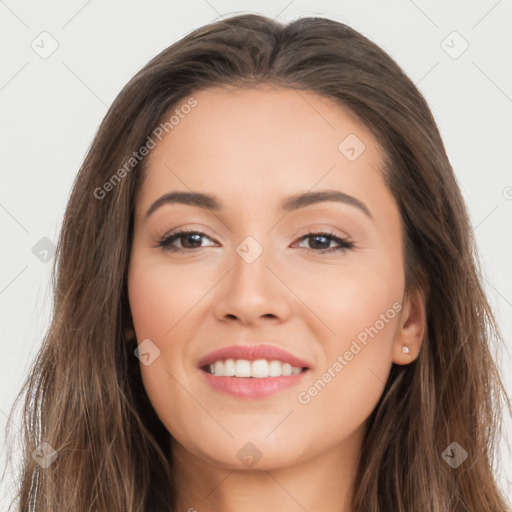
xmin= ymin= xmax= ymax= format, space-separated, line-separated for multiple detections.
xmin=197 ymin=343 xmax=312 ymax=370
xmin=199 ymin=369 xmax=310 ymax=398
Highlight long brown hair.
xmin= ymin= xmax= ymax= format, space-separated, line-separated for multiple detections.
xmin=4 ymin=13 xmax=510 ymax=511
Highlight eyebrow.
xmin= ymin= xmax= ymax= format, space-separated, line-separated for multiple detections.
xmin=145 ymin=190 xmax=372 ymax=219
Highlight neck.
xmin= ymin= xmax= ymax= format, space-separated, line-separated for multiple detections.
xmin=171 ymin=427 xmax=364 ymax=512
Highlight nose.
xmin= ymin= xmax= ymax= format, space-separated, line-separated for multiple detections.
xmin=212 ymin=240 xmax=293 ymax=326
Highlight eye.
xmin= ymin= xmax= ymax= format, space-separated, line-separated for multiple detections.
xmin=294 ymin=231 xmax=355 ymax=254
xmin=154 ymin=228 xmax=217 ymax=252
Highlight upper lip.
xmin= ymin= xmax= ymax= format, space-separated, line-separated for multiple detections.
xmin=197 ymin=344 xmax=312 ymax=370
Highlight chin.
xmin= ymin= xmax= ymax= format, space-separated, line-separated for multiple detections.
xmin=175 ymin=432 xmax=308 ymax=471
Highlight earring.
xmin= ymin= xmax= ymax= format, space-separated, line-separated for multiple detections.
xmin=402 ymin=345 xmax=411 ymax=354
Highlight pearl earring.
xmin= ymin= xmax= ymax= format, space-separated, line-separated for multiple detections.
xmin=402 ymin=345 xmax=411 ymax=354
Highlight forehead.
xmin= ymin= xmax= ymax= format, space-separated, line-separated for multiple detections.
xmin=137 ymin=85 xmax=393 ymax=220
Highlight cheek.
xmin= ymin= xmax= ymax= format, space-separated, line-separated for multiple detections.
xmin=127 ymin=258 xmax=208 ymax=340
xmin=127 ymin=260 xmax=197 ymax=434
xmin=295 ymin=354 xmax=388 ymax=451
xmin=294 ymin=255 xmax=403 ymax=422
xmin=127 ymin=257 xmax=215 ymax=417
xmin=292 ymin=251 xmax=403 ymax=348
xmin=295 ymin=296 xmax=401 ymax=446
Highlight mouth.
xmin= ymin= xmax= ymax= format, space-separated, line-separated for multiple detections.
xmin=200 ymin=359 xmax=308 ymax=378
xmin=196 ymin=344 xmax=312 ymax=398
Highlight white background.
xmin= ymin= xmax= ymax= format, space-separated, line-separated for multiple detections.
xmin=1 ymin=0 xmax=511 ymax=507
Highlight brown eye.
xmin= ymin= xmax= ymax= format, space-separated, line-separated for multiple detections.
xmin=295 ymin=231 xmax=355 ymax=254
xmin=156 ymin=229 xmax=216 ymax=252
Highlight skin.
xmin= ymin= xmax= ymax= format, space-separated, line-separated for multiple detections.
xmin=127 ymin=85 xmax=427 ymax=512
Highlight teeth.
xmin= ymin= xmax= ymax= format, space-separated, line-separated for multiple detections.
xmin=223 ymin=359 xmax=236 ymax=376
xmin=207 ymin=358 xmax=304 ymax=378
xmin=269 ymin=360 xmax=282 ymax=377
xmin=235 ymin=359 xmax=251 ymax=377
xmin=251 ymin=359 xmax=269 ymax=378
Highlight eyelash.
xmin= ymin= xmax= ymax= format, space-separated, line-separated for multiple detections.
xmin=155 ymin=228 xmax=355 ymax=255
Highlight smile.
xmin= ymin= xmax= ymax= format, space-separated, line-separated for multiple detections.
xmin=197 ymin=343 xmax=312 ymax=398
xmin=205 ymin=358 xmax=305 ymax=378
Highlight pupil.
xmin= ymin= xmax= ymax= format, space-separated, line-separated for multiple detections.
xmin=183 ymin=233 xmax=202 ymax=248
xmin=310 ymin=235 xmax=329 ymax=249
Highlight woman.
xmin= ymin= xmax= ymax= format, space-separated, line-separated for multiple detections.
xmin=5 ymin=12 xmax=510 ymax=512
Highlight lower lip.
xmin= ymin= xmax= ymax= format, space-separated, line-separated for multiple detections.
xmin=199 ymin=368 xmax=310 ymax=398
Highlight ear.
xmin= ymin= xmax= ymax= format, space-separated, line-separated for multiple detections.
xmin=392 ymin=285 xmax=427 ymax=365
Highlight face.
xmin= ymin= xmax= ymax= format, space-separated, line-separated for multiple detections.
xmin=127 ymin=85 xmax=422 ymax=471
